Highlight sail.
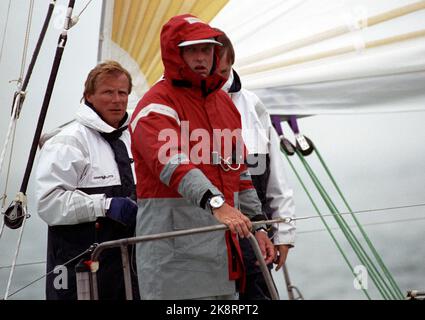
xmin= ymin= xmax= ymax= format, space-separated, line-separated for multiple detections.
xmin=103 ymin=0 xmax=425 ymax=114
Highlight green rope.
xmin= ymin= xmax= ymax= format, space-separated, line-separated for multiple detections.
xmin=287 ymin=138 xmax=404 ymax=300
xmin=280 ymin=137 xmax=403 ymax=299
xmin=282 ymin=148 xmax=372 ymax=299
xmin=297 ymin=152 xmax=397 ymax=300
xmin=314 ymin=148 xmax=404 ymax=299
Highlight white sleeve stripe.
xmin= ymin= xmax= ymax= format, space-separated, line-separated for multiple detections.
xmin=130 ymin=103 xmax=180 ymax=131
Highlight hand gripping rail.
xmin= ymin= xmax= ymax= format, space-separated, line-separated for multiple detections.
xmin=77 ymin=219 xmax=288 ymax=300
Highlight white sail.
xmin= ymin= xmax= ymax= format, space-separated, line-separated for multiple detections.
xmin=212 ymin=0 xmax=425 ymax=115
xmin=101 ymin=0 xmax=425 ymax=114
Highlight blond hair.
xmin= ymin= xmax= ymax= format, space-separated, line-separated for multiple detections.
xmin=83 ymin=60 xmax=132 ymax=99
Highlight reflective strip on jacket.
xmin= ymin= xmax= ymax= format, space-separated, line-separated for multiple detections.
xmin=130 ymin=14 xmax=262 ymax=300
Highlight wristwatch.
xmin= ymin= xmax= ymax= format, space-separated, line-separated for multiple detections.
xmin=208 ymin=195 xmax=225 ymax=210
xmin=255 ymin=227 xmax=268 ymax=234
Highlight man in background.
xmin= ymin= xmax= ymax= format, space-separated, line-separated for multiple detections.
xmin=216 ymin=30 xmax=296 ymax=300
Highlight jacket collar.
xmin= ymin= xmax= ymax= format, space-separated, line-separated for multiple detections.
xmin=76 ymin=102 xmax=129 ymax=134
xmin=229 ymin=69 xmax=242 ymax=93
xmin=223 ymin=69 xmax=242 ymax=94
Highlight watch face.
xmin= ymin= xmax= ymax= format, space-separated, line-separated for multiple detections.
xmin=210 ymin=196 xmax=224 ymax=209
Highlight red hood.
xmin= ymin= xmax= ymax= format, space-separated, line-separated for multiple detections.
xmin=160 ymin=14 xmax=226 ymax=95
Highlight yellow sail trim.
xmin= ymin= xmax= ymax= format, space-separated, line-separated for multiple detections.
xmin=112 ymin=0 xmax=228 ymax=88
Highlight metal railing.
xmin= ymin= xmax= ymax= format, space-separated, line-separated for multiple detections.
xmin=77 ymin=219 xmax=288 ymax=300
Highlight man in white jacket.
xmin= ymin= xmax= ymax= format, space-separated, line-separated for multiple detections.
xmin=216 ymin=31 xmax=296 ymax=300
xmin=35 ymin=61 xmax=139 ymax=300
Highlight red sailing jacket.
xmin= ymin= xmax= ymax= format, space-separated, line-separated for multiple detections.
xmin=130 ymin=14 xmax=259 ymax=293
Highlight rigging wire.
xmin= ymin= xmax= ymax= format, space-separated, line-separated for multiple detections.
xmin=76 ymin=0 xmax=94 ymax=19
xmin=68 ymin=0 xmax=95 ymax=29
xmin=1 ymin=247 xmax=90 ymax=300
xmin=1 ymin=0 xmax=56 ymax=243
xmin=0 ymin=102 xmax=20 ymax=200
xmin=1 ymin=204 xmax=424 ymax=270
xmin=18 ymin=0 xmax=75 ymax=197
xmin=0 ymin=0 xmax=12 ymax=67
xmin=0 ymin=0 xmax=35 ymax=239
xmin=0 ymin=0 xmax=56 ymax=194
xmin=18 ymin=0 xmax=35 ymax=83
xmin=0 ymin=212 xmax=422 ymax=299
xmin=3 ymin=206 xmax=27 ymax=300
xmin=0 ymin=219 xmax=4 ymax=240
xmin=1 ymin=122 xmax=17 ymax=204
xmin=0 ymin=0 xmax=34 ymax=189
xmin=0 ymin=209 xmax=422 ymax=299
xmin=0 ymin=261 xmax=45 ymax=270
xmin=2 ymin=0 xmax=70 ymax=300
xmin=0 ymin=0 xmax=34 ymax=193
xmin=290 ymin=202 xmax=425 ymax=223
xmin=299 ymin=216 xmax=425 ymax=235
xmin=0 ymin=119 xmax=18 ymax=240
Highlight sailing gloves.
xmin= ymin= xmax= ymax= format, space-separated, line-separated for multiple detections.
xmin=106 ymin=197 xmax=138 ymax=227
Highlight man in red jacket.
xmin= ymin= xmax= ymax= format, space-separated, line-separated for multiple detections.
xmin=130 ymin=14 xmax=274 ymax=300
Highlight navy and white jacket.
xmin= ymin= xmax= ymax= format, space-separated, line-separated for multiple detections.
xmin=36 ymin=103 xmax=135 ymax=225
xmin=35 ymin=103 xmax=138 ymax=300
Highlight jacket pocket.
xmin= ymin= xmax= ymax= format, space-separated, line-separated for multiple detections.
xmin=171 ymin=206 xmax=224 ymax=269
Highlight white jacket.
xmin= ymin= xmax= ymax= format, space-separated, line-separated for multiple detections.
xmin=224 ymin=71 xmax=296 ymax=246
xmin=35 ymin=104 xmax=135 ymax=226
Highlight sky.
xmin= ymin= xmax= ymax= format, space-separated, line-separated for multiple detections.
xmin=1 ymin=0 xmax=425 ymax=300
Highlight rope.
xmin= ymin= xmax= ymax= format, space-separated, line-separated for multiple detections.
xmin=0 ymin=119 xmax=18 ymax=240
xmin=0 ymin=0 xmax=12 ymax=67
xmin=0 ymin=217 xmax=4 ymax=240
xmin=19 ymin=0 xmax=35 ymax=83
xmin=1 ymin=2 xmax=56 ymax=237
xmin=2 ymin=0 xmax=75 ymax=299
xmin=19 ymin=0 xmax=75 ymax=195
xmin=314 ymin=147 xmax=404 ymax=299
xmin=0 ymin=98 xmax=21 ymax=203
xmin=3 ymin=205 xmax=28 ymax=300
xmin=0 ymin=0 xmax=36 ymax=199
xmin=286 ymin=140 xmax=404 ymax=299
xmin=1 ymin=116 xmax=18 ymax=208
xmin=297 ymin=152 xmax=395 ymax=299
xmin=282 ymin=148 xmax=371 ymax=299
xmin=296 ymin=151 xmax=394 ymax=299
